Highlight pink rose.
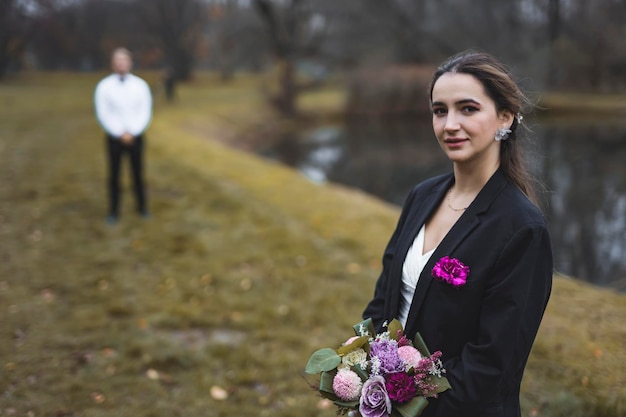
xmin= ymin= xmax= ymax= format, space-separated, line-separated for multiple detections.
xmin=344 ymin=336 xmax=360 ymax=346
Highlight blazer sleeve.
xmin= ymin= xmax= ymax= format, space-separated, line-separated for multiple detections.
xmin=432 ymin=221 xmax=553 ymax=415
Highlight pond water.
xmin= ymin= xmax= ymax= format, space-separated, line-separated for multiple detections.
xmin=261 ymin=119 xmax=626 ymax=291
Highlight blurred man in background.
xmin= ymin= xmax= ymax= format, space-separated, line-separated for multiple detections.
xmin=94 ymin=48 xmax=152 ymax=224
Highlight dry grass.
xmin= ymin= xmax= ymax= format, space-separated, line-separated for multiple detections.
xmin=0 ymin=72 xmax=624 ymax=417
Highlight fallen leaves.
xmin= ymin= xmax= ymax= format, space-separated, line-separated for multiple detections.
xmin=210 ymin=385 xmax=229 ymax=400
xmin=40 ymin=288 xmax=55 ymax=302
xmin=145 ymin=368 xmax=174 ymax=385
xmin=239 ymin=278 xmax=252 ymax=291
xmin=146 ymin=369 xmax=159 ymax=380
xmin=347 ymin=262 xmax=361 ymax=274
xmin=91 ymin=392 xmax=106 ymax=404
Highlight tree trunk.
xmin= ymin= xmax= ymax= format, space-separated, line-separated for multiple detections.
xmin=276 ymin=59 xmax=297 ymax=117
xmin=253 ymin=0 xmax=300 ymax=117
xmin=547 ymin=0 xmax=561 ymax=88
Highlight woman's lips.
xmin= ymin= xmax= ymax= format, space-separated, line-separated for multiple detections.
xmin=444 ymin=137 xmax=468 ymax=147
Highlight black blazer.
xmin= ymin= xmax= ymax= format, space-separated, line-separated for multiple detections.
xmin=363 ymin=169 xmax=553 ymax=417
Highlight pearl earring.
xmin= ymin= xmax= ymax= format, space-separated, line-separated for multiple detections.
xmin=495 ymin=127 xmax=512 ymax=141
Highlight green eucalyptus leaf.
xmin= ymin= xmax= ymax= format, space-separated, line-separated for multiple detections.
xmin=431 ymin=375 xmax=452 ymax=394
xmin=319 ymin=370 xmax=339 ymax=398
xmin=353 ymin=318 xmax=376 ymax=338
xmin=305 ymin=348 xmax=341 ymax=374
xmin=387 ymin=319 xmax=403 ymax=340
xmin=353 ymin=363 xmax=369 ymax=380
xmin=393 ymin=395 xmax=429 ymax=417
xmin=413 ymin=332 xmax=432 ymax=357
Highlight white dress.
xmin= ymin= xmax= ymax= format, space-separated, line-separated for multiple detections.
xmin=398 ymin=224 xmax=435 ymax=329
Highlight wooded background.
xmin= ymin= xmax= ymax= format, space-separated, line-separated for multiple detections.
xmin=2 ymin=0 xmax=626 ymax=111
xmin=3 ymin=0 xmax=625 ymax=85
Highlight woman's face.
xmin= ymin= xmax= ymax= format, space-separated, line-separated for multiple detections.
xmin=431 ymin=72 xmax=512 ymax=167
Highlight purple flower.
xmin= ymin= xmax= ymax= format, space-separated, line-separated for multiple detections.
xmin=359 ymin=376 xmax=392 ymax=417
xmin=370 ymin=340 xmax=404 ymax=374
xmin=396 ymin=334 xmax=411 ymax=348
xmin=431 ymin=256 xmax=469 ymax=287
xmin=385 ymin=372 xmax=417 ymax=403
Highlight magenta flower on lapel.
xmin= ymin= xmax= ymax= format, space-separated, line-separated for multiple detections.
xmin=432 ymin=256 xmax=469 ymax=287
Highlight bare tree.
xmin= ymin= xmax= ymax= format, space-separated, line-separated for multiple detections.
xmin=0 ymin=0 xmax=30 ymax=79
xmin=208 ymin=1 xmax=267 ymax=80
xmin=135 ymin=0 xmax=207 ymax=81
xmin=543 ymin=0 xmax=626 ymax=90
xmin=252 ymin=0 xmax=326 ymax=117
xmin=27 ymin=0 xmax=140 ymax=71
xmin=6 ymin=0 xmax=625 ymax=94
xmin=356 ymin=0 xmax=445 ymax=64
xmin=534 ymin=0 xmax=561 ymax=88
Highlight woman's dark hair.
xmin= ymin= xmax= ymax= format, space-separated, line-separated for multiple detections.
xmin=429 ymin=50 xmax=539 ymax=206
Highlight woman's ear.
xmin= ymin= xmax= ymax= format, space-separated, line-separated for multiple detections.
xmin=499 ymin=110 xmax=515 ymax=129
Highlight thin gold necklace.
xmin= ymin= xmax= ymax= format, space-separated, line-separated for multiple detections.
xmin=446 ymin=189 xmax=469 ymax=212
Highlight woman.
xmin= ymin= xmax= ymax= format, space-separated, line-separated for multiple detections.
xmin=362 ymin=51 xmax=553 ymax=417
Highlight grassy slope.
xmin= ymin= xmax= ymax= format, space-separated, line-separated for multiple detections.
xmin=0 ymin=72 xmax=624 ymax=417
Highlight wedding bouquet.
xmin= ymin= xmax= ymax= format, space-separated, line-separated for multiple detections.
xmin=305 ymin=318 xmax=450 ymax=417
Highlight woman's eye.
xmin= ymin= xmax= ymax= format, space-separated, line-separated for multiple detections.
xmin=432 ymin=108 xmax=447 ymax=115
xmin=462 ymin=106 xmax=479 ymax=113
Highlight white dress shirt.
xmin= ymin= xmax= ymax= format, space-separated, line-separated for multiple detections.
xmin=94 ymin=73 xmax=152 ymax=138
xmin=398 ymin=224 xmax=435 ymax=328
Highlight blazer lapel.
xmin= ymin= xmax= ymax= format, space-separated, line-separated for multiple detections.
xmin=404 ymin=170 xmax=510 ymax=337
xmin=387 ymin=175 xmax=454 ymax=321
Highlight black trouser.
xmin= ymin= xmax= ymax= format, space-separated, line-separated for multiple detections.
xmin=106 ymin=134 xmax=147 ymax=217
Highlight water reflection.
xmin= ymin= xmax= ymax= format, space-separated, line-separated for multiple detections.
xmin=539 ymin=123 xmax=626 ymax=289
xmin=297 ymin=127 xmax=345 ymax=183
xmin=262 ymin=120 xmax=626 ymax=290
